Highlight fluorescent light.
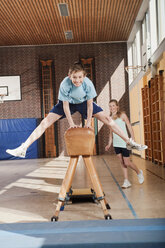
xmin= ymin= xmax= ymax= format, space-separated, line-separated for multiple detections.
xmin=58 ymin=3 xmax=69 ymax=16
xmin=65 ymin=31 xmax=73 ymax=40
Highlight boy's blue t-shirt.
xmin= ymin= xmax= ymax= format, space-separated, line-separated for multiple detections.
xmin=58 ymin=76 xmax=97 ymax=104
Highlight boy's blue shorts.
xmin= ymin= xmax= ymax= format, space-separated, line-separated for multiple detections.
xmin=49 ymin=100 xmax=103 ymax=119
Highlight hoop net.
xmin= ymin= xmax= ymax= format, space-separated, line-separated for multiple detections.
xmin=0 ymin=95 xmax=5 ymax=103
xmin=125 ymin=65 xmax=145 ymax=81
xmin=125 ymin=65 xmax=145 ymax=73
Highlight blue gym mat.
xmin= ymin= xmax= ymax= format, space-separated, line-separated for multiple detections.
xmin=0 ymin=118 xmax=38 ymax=160
xmin=0 ymin=218 xmax=165 ymax=248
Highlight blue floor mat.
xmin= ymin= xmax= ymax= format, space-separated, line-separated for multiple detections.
xmin=0 ymin=218 xmax=165 ymax=248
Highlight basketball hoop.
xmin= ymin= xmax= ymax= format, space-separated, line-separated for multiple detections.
xmin=125 ymin=65 xmax=146 ymax=73
xmin=0 ymin=86 xmax=8 ymax=103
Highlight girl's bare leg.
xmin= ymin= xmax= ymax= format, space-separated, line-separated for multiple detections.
xmin=94 ymin=111 xmax=129 ymax=143
xmin=123 ymin=157 xmax=144 ymax=184
xmin=23 ymin=113 xmax=62 ymax=149
xmin=116 ymin=154 xmax=128 ymax=180
xmin=123 ymin=157 xmax=140 ymax=174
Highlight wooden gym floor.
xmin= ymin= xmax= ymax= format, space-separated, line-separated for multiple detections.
xmin=0 ymin=154 xmax=165 ymax=223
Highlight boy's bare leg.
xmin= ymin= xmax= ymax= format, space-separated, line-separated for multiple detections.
xmin=23 ymin=113 xmax=62 ymax=149
xmin=94 ymin=111 xmax=129 ymax=143
xmin=6 ymin=113 xmax=62 ymax=158
xmin=94 ymin=111 xmax=148 ymax=151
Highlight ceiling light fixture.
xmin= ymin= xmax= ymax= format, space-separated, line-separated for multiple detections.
xmin=64 ymin=31 xmax=73 ymax=40
xmin=58 ymin=3 xmax=69 ymax=16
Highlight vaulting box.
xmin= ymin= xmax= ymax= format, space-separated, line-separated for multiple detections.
xmin=64 ymin=127 xmax=95 ymax=156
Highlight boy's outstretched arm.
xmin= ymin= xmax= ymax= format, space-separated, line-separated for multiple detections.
xmin=63 ymin=101 xmax=77 ymax=128
xmin=85 ymin=99 xmax=93 ymax=128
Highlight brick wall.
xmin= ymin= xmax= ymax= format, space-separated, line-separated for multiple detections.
xmin=0 ymin=43 xmax=129 ymax=155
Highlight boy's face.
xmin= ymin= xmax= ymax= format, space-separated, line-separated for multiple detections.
xmin=69 ymin=71 xmax=85 ymax=87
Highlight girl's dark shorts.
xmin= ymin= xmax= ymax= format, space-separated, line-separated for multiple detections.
xmin=114 ymin=147 xmax=130 ymax=157
xmin=49 ymin=100 xmax=103 ymax=119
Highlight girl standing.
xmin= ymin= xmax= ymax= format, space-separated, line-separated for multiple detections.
xmin=105 ymin=99 xmax=144 ymax=188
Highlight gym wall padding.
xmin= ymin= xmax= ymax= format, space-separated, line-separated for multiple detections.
xmin=0 ymin=118 xmax=38 ymax=160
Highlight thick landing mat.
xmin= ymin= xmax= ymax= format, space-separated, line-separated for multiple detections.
xmin=0 ymin=218 xmax=165 ymax=248
xmin=0 ymin=118 xmax=38 ymax=160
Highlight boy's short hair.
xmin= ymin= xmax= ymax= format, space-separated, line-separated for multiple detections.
xmin=68 ymin=62 xmax=87 ymax=76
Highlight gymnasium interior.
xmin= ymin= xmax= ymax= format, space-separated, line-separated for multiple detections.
xmin=0 ymin=0 xmax=165 ymax=247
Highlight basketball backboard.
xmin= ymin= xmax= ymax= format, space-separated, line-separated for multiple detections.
xmin=0 ymin=76 xmax=21 ymax=101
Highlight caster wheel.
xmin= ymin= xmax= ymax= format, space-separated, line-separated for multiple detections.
xmin=104 ymin=214 xmax=112 ymax=220
xmin=51 ymin=216 xmax=58 ymax=222
xmin=106 ymin=203 xmax=111 ymax=209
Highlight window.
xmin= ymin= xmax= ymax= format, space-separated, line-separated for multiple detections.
xmin=149 ymin=0 xmax=158 ymax=54
xmin=136 ymin=28 xmax=141 ymax=68
xmin=145 ymin=11 xmax=151 ymax=60
xmin=157 ymin=0 xmax=165 ymax=44
xmin=132 ymin=38 xmax=137 ymax=67
xmin=141 ymin=10 xmax=151 ymax=66
xmin=142 ymin=18 xmax=146 ymax=45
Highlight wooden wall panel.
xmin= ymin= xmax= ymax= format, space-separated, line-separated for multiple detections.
xmin=129 ymin=84 xmax=139 ymax=123
xmin=142 ymin=72 xmax=165 ymax=165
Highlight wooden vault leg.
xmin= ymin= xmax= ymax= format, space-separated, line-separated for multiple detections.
xmin=51 ymin=156 xmax=79 ymax=221
xmin=83 ymin=156 xmax=112 ymax=219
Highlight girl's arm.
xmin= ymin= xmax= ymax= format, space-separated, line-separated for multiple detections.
xmin=105 ymin=128 xmax=113 ymax=151
xmin=85 ymin=99 xmax=93 ymax=128
xmin=122 ymin=113 xmax=135 ymax=140
xmin=63 ymin=101 xmax=77 ymax=128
